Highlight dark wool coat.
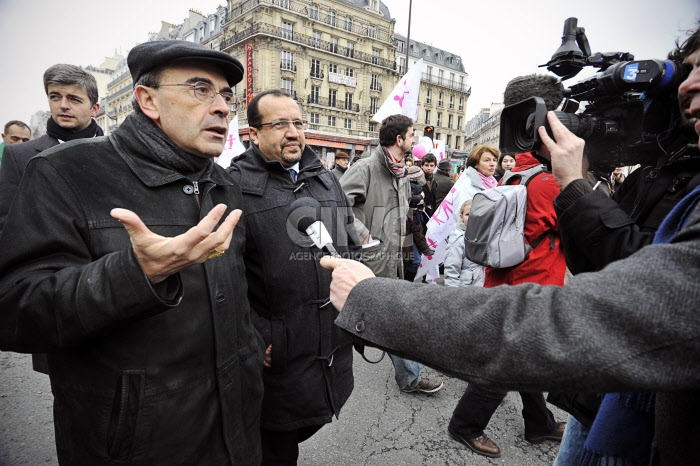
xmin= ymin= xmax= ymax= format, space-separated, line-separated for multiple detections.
xmin=0 ymin=134 xmax=58 ymax=232
xmin=228 ymin=144 xmax=360 ymax=431
xmin=0 ymin=116 xmax=264 ymax=465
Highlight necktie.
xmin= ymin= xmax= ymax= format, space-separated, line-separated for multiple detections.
xmin=288 ymin=167 xmax=297 ymax=182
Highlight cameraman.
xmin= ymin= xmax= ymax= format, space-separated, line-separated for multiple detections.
xmin=547 ymin=26 xmax=700 ymax=466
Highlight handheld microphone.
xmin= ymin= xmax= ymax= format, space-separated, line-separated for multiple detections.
xmin=289 ymin=197 xmax=339 ymax=257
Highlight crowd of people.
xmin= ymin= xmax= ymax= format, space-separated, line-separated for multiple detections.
xmin=0 ymin=22 xmax=699 ymax=466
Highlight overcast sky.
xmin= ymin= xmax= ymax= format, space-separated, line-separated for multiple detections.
xmin=0 ymin=0 xmax=698 ymax=130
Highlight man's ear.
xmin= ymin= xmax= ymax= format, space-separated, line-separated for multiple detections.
xmin=90 ymin=102 xmax=100 ymax=118
xmin=249 ymin=126 xmax=260 ymax=146
xmin=134 ymin=85 xmax=160 ymax=121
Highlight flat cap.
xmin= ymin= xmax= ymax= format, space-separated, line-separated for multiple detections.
xmin=334 ymin=151 xmax=350 ymax=160
xmin=438 ymin=158 xmax=452 ymax=171
xmin=128 ymin=40 xmax=244 ymax=87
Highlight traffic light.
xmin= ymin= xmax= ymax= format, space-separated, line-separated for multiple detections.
xmin=424 ymin=126 xmax=434 ymax=140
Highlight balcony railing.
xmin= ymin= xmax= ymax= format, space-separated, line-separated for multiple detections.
xmin=225 ymin=0 xmax=394 ymax=44
xmin=369 ymin=82 xmax=382 ymax=92
xmin=310 ymin=69 xmax=324 ymax=79
xmin=421 ymin=73 xmax=471 ymax=93
xmin=221 ymin=22 xmax=396 ymax=70
xmin=307 ymin=95 xmax=359 ymax=112
xmin=280 ymin=60 xmax=296 ymax=72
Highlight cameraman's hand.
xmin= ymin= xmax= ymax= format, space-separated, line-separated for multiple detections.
xmin=539 ymin=111 xmax=587 ymax=189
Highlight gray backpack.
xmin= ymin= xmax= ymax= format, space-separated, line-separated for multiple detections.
xmin=464 ymin=166 xmax=549 ymax=268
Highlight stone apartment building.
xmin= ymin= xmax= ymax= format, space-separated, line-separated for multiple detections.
xmin=95 ymin=1 xmax=471 ymax=160
xmin=463 ymin=102 xmax=504 ymax=152
xmin=393 ymin=33 xmax=470 ymax=153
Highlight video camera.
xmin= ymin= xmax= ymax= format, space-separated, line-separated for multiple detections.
xmin=500 ymin=17 xmax=692 ymax=170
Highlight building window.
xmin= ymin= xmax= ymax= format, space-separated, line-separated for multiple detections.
xmin=345 ymin=67 xmax=354 ymax=77
xmin=310 ymin=113 xmax=320 ymax=124
xmin=282 ymin=22 xmax=293 ymax=40
xmin=367 ymin=25 xmax=376 ymax=38
xmin=345 ymin=118 xmax=352 ymax=129
xmin=210 ymin=18 xmax=216 ymax=34
xmin=398 ymin=41 xmax=405 ymax=53
xmin=439 ymin=69 xmax=444 ymax=81
xmin=438 ymin=92 xmax=443 ymax=106
xmin=371 ymin=49 xmax=380 ymax=65
xmin=424 ymin=110 xmax=430 ymax=124
xmin=437 ymin=112 xmax=442 ymax=126
xmin=329 ymin=89 xmax=337 ymax=107
xmin=328 ymin=63 xmax=338 ymax=74
xmin=344 ymin=16 xmax=352 ymax=31
xmin=370 ymin=74 xmax=380 ymax=91
xmin=346 ymin=41 xmax=354 ymax=58
xmin=328 ymin=115 xmax=336 ymax=127
xmin=312 ymin=31 xmax=321 ymax=48
xmin=327 ymin=11 xmax=336 ymax=27
xmin=399 ymin=57 xmax=405 ymax=74
xmin=426 ymin=66 xmax=432 ymax=78
xmin=370 ymin=97 xmax=378 ymax=114
xmin=457 ymin=116 xmax=462 ymax=129
xmin=310 ymin=86 xmax=320 ymax=104
xmin=449 ymin=95 xmax=454 ymax=109
xmin=446 ymin=134 xmax=451 ymax=146
xmin=309 ymin=4 xmax=319 ymax=20
xmin=426 ymin=89 xmax=431 ymax=104
xmin=311 ymin=59 xmax=322 ymax=78
xmin=330 ymin=37 xmax=339 ymax=54
xmin=281 ymin=51 xmax=294 ymax=71
xmin=281 ymin=78 xmax=293 ymax=94
xmin=448 ymin=114 xmax=453 ymax=129
xmin=455 ymin=136 xmax=461 ymax=149
xmin=279 ymin=0 xmax=290 ymax=9
xmin=459 ymin=97 xmax=464 ymax=111
xmin=450 ymin=73 xmax=455 ymax=86
xmin=368 ymin=122 xmax=376 ymax=132
xmin=436 ymin=132 xmax=441 ymax=140
xmin=345 ymin=93 xmax=353 ymax=110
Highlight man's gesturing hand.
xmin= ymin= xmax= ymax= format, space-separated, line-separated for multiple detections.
xmin=538 ymin=111 xmax=587 ymax=189
xmin=320 ymin=256 xmax=375 ymax=311
xmin=111 ymin=204 xmax=242 ymax=284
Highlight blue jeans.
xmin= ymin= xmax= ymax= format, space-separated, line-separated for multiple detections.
xmin=404 ymin=243 xmax=421 ymax=275
xmin=388 ymin=353 xmax=421 ymax=390
xmin=553 ymin=414 xmax=588 ymax=466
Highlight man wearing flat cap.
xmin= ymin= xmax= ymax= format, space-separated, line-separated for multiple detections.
xmin=0 ymin=40 xmax=264 ymax=465
xmin=434 ymin=157 xmax=454 ymax=208
xmin=331 ymin=150 xmax=350 ymax=179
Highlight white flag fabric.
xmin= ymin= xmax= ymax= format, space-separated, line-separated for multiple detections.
xmin=371 ymin=58 xmax=423 ymax=123
xmin=415 ymin=173 xmax=472 ymax=281
xmin=217 ymin=115 xmax=247 ymax=168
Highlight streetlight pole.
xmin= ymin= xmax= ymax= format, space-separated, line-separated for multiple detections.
xmin=405 ymin=0 xmax=412 ymax=74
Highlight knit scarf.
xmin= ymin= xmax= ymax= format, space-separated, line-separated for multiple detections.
xmin=130 ymin=111 xmax=210 ymax=179
xmin=46 ymin=117 xmax=103 ymax=142
xmin=383 ymin=146 xmax=406 ymax=178
xmin=478 ymin=171 xmax=496 ymax=189
xmin=581 ymin=183 xmax=700 ymax=466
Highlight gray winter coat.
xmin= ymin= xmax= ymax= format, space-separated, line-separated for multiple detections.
xmin=444 ymin=225 xmax=485 ymax=287
xmin=336 ymin=198 xmax=700 ymax=465
xmin=340 ymin=145 xmax=410 ymax=278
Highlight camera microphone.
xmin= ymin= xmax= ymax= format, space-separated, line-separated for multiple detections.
xmin=289 ymin=197 xmax=340 ymax=257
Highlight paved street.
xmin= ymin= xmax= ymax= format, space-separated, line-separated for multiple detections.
xmin=1 ymin=349 xmax=565 ymax=465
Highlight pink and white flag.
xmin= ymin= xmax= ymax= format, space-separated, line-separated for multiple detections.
xmin=217 ymin=115 xmax=247 ymax=168
xmin=371 ymin=59 xmax=423 ymax=123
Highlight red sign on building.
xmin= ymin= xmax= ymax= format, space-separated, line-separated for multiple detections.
xmin=246 ymin=44 xmax=254 ymax=107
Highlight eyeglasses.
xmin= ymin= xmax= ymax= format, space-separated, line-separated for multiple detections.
xmin=254 ymin=120 xmax=308 ymax=131
xmin=157 ymin=81 xmax=238 ymax=112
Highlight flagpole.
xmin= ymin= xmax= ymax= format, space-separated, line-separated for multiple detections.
xmin=405 ymin=0 xmax=413 ymax=73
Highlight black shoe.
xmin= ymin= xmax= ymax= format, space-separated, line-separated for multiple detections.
xmin=525 ymin=421 xmax=566 ymax=444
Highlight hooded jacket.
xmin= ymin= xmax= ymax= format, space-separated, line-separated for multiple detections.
xmin=341 ymin=145 xmax=410 ymax=278
xmin=484 ymin=151 xmax=566 ymax=287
